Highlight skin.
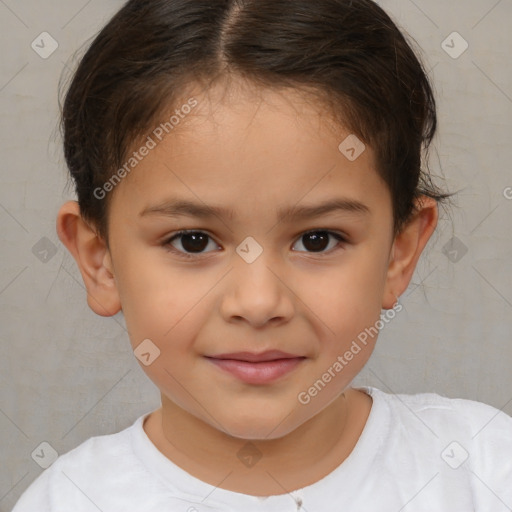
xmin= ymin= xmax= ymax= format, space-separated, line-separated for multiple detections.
xmin=56 ymin=77 xmax=438 ymax=496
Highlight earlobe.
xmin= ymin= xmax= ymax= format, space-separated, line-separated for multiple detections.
xmin=382 ymin=196 xmax=438 ymax=309
xmin=56 ymin=201 xmax=121 ymax=317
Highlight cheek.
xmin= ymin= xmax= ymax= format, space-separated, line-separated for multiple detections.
xmin=306 ymin=256 xmax=386 ymax=334
xmin=113 ymin=253 xmax=200 ymax=348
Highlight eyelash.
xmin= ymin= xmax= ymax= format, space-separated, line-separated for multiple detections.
xmin=161 ymin=229 xmax=348 ymax=260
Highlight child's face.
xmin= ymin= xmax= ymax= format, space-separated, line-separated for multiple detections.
xmin=81 ymin=81 xmax=415 ymax=439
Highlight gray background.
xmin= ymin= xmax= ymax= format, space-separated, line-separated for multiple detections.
xmin=1 ymin=0 xmax=511 ymax=508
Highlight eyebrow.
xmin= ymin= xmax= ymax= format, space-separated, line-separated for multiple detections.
xmin=140 ymin=197 xmax=370 ymax=222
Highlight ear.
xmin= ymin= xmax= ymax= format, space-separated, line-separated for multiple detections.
xmin=56 ymin=201 xmax=121 ymax=317
xmin=382 ymin=195 xmax=439 ymax=309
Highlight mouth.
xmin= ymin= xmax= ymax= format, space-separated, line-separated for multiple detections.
xmin=205 ymin=350 xmax=304 ymax=363
xmin=204 ymin=351 xmax=306 ymax=384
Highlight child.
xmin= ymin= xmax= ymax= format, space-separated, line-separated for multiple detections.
xmin=13 ymin=0 xmax=512 ymax=510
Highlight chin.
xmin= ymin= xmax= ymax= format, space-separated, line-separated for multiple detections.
xmin=218 ymin=414 xmax=299 ymax=442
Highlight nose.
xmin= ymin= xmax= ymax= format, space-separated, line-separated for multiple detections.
xmin=219 ymin=248 xmax=294 ymax=328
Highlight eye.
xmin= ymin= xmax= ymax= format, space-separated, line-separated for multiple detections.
xmin=291 ymin=230 xmax=346 ymax=254
xmin=162 ymin=229 xmax=347 ymax=260
xmin=163 ymin=231 xmax=220 ymax=259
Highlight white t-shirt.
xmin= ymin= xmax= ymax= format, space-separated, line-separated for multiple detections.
xmin=12 ymin=387 xmax=512 ymax=511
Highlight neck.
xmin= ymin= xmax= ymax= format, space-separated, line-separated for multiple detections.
xmin=143 ymin=388 xmax=372 ymax=496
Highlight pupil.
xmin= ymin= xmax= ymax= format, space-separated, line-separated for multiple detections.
xmin=179 ymin=232 xmax=329 ymax=253
xmin=304 ymin=232 xmax=328 ymax=252
xmin=182 ymin=233 xmax=208 ymax=252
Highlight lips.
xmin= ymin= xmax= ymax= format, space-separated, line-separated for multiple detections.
xmin=205 ymin=351 xmax=305 ymax=384
xmin=205 ymin=350 xmax=303 ymax=363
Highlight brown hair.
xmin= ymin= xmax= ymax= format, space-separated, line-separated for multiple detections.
xmin=60 ymin=0 xmax=453 ymax=246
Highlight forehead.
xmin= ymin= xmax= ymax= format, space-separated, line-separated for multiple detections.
xmin=108 ymin=78 xmax=390 ymax=224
